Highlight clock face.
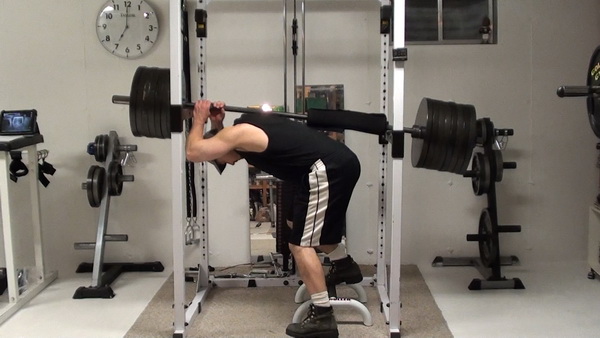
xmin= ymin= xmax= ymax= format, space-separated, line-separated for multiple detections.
xmin=96 ymin=0 xmax=159 ymax=59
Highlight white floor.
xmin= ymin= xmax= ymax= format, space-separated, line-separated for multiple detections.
xmin=1 ymin=260 xmax=600 ymax=337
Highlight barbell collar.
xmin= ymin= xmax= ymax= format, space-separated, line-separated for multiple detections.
xmin=403 ymin=126 xmax=426 ymax=139
xmin=503 ymin=162 xmax=517 ymax=169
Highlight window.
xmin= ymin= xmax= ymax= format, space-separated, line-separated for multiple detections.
xmin=406 ymin=0 xmax=497 ymax=44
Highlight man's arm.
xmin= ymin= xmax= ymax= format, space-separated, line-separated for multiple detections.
xmin=186 ymin=100 xmax=228 ymax=162
xmin=185 ymin=100 xmax=269 ymax=163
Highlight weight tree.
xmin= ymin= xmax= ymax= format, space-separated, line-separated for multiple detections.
xmin=73 ymin=131 xmax=164 ymax=299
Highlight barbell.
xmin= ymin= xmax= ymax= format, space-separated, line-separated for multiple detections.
xmin=556 ymin=45 xmax=600 ymax=138
xmin=114 ymin=66 xmax=513 ymax=175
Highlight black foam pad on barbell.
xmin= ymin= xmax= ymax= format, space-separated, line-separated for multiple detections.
xmin=306 ymin=108 xmax=388 ymax=135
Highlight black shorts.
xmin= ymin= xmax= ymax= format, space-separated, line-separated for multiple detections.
xmin=288 ymin=153 xmax=360 ymax=247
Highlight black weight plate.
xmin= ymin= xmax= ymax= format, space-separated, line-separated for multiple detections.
xmin=108 ymin=160 xmax=123 ymax=196
xmin=422 ymin=99 xmax=439 ymax=170
xmin=94 ymin=134 xmax=108 ymax=162
xmin=430 ymin=100 xmax=450 ymax=171
xmin=111 ymin=133 xmax=121 ymax=160
xmin=144 ymin=67 xmax=159 ymax=138
xmin=140 ymin=67 xmax=156 ymax=138
xmin=471 ymin=152 xmax=491 ymax=195
xmin=158 ymin=68 xmax=172 ymax=139
xmin=451 ymin=105 xmax=469 ymax=174
xmin=425 ymin=99 xmax=447 ymax=170
xmin=587 ymin=46 xmax=600 ymax=138
xmin=447 ymin=104 xmax=465 ymax=174
xmin=470 ymin=153 xmax=480 ymax=195
xmin=85 ymin=166 xmax=96 ymax=207
xmin=86 ymin=165 xmax=105 ymax=208
xmin=136 ymin=67 xmax=151 ymax=137
xmin=493 ymin=149 xmax=504 ymax=182
xmin=478 ymin=208 xmax=497 ymax=268
xmin=129 ymin=67 xmax=146 ymax=137
xmin=478 ymin=117 xmax=494 ymax=147
xmin=457 ymin=104 xmax=478 ymax=174
xmin=153 ymin=67 xmax=168 ymax=139
xmin=440 ymin=102 xmax=459 ymax=172
xmin=411 ymin=98 xmax=434 ymax=168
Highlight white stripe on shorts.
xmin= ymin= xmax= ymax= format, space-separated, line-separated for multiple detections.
xmin=301 ymin=159 xmax=330 ymax=246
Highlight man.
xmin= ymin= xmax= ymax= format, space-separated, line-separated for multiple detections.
xmin=186 ymin=100 xmax=363 ymax=338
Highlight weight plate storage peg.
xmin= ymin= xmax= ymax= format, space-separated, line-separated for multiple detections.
xmin=82 ymin=165 xmax=105 ymax=208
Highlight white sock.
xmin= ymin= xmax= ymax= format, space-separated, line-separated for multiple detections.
xmin=327 ymin=243 xmax=347 ymax=262
xmin=311 ymin=291 xmax=331 ymax=307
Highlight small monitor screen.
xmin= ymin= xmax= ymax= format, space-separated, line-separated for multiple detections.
xmin=0 ymin=110 xmax=37 ymax=135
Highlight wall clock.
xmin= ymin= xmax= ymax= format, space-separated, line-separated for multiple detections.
xmin=96 ymin=0 xmax=159 ymax=59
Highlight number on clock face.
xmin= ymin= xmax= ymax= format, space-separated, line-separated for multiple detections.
xmin=96 ymin=0 xmax=159 ymax=59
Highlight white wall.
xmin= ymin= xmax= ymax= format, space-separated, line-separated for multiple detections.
xmin=0 ymin=0 xmax=172 ymax=277
xmin=0 ymin=0 xmax=598 ymax=279
xmin=402 ymin=0 xmax=600 ymax=265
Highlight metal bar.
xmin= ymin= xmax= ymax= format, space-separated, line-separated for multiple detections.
xmin=283 ymin=0 xmax=288 ymax=112
xmin=170 ymin=0 xmax=187 ymax=335
xmin=196 ymin=0 xmax=211 ymax=293
xmin=27 ymin=146 xmax=45 ymax=282
xmin=113 ymin=95 xmax=308 ymax=120
xmin=0 ymin=151 xmax=18 ymax=303
xmin=293 ymin=0 xmax=298 ymax=114
xmin=387 ymin=0 xmax=406 ymax=335
xmin=301 ymin=0 xmax=306 ymax=114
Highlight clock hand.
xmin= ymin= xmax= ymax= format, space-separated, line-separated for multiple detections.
xmin=118 ymin=5 xmax=130 ymax=42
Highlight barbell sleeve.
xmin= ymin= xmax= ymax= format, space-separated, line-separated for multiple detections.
xmin=112 ymin=95 xmax=130 ymax=105
xmin=556 ymin=85 xmax=600 ymax=97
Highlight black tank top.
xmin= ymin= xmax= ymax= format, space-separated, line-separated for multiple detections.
xmin=234 ymin=114 xmax=356 ymax=183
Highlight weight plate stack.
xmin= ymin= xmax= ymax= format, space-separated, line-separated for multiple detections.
xmin=411 ymin=98 xmax=479 ymax=175
xmin=157 ymin=68 xmax=171 ymax=138
xmin=85 ymin=165 xmax=105 ymax=208
xmin=94 ymin=134 xmax=109 ymax=162
xmin=128 ymin=66 xmax=172 ymax=139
